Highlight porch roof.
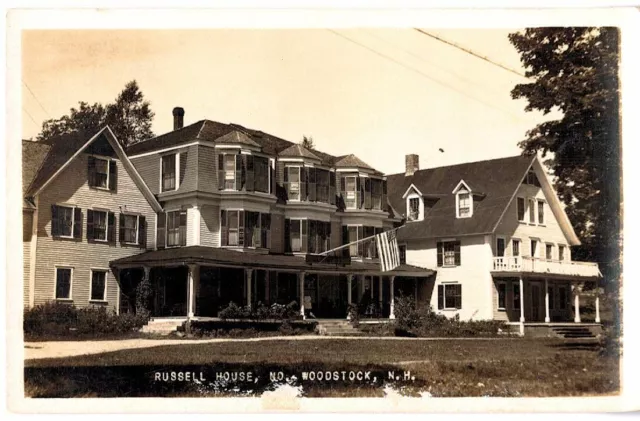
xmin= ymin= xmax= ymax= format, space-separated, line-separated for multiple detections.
xmin=110 ymin=246 xmax=434 ymax=277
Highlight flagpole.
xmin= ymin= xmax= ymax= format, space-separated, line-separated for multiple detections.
xmin=317 ymin=224 xmax=406 ymax=256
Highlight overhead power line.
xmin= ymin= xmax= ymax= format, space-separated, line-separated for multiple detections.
xmin=22 ymin=80 xmax=51 ymax=118
xmin=327 ymin=29 xmax=524 ymax=122
xmin=413 ymin=28 xmax=528 ymax=79
xmin=23 ymin=107 xmax=39 ymax=127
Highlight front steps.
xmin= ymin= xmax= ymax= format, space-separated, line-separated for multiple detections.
xmin=140 ymin=318 xmax=185 ymax=335
xmin=551 ymin=326 xmax=598 ymax=339
xmin=316 ymin=319 xmax=363 ymax=336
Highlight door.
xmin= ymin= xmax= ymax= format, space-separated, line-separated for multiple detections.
xmin=530 ymin=283 xmax=542 ymax=321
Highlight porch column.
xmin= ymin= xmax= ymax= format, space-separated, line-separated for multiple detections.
xmin=574 ymin=287 xmax=581 ymax=323
xmin=245 ymin=268 xmax=253 ymax=308
xmin=187 ymin=264 xmax=199 ymax=318
xmin=595 ymin=294 xmax=601 ymax=323
xmin=346 ymin=274 xmax=353 ymax=320
xmin=544 ymin=278 xmax=550 ymax=323
xmin=389 ymin=276 xmax=396 ymax=320
xmin=378 ymin=276 xmax=383 ymax=308
xmin=299 ymin=271 xmax=306 ymax=320
xmin=519 ymin=276 xmax=525 ymax=336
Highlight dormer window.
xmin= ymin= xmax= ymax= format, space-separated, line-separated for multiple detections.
xmin=402 ymin=183 xmax=424 ymax=222
xmin=453 ymin=180 xmax=473 ymax=219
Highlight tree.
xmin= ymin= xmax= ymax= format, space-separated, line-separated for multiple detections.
xmin=300 ymin=135 xmax=315 ymax=150
xmin=509 ymin=28 xmax=621 ymax=319
xmin=36 ymin=80 xmax=155 ymax=149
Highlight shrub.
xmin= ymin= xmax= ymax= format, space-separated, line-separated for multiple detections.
xmin=347 ymin=303 xmax=359 ymax=326
xmin=24 ymin=302 xmax=148 ymax=338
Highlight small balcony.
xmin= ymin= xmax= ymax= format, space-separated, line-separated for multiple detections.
xmin=492 ymin=256 xmax=601 ymax=278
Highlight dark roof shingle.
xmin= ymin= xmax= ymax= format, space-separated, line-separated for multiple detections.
xmin=22 ymin=140 xmax=51 ymax=208
xmin=387 ymin=155 xmax=535 ymax=240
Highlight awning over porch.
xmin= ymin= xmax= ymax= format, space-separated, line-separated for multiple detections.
xmin=110 ymin=246 xmax=435 ymax=277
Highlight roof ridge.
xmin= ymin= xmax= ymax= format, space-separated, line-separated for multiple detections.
xmin=386 ymin=154 xmax=530 ymax=177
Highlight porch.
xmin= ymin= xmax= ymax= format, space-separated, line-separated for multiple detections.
xmin=110 ymin=246 xmax=434 ymax=321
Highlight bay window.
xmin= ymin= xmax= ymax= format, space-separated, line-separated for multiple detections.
xmin=221 ymin=210 xmax=270 ymax=248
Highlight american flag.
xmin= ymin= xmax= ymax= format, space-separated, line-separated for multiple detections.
xmin=375 ymin=229 xmax=401 ymax=272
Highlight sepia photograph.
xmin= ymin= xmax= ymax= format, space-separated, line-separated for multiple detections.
xmin=6 ymin=5 xmax=635 ymax=413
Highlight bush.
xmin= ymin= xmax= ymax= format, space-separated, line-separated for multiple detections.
xmin=218 ymin=301 xmax=300 ymax=321
xmin=24 ymin=302 xmax=148 ymax=338
xmin=393 ymin=295 xmax=506 ymax=337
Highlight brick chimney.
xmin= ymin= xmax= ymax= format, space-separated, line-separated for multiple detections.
xmin=173 ymin=107 xmax=185 ymax=130
xmin=405 ymin=154 xmax=419 ymax=176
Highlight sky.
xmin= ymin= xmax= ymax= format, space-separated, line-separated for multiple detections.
xmin=21 ymin=29 xmax=558 ymax=175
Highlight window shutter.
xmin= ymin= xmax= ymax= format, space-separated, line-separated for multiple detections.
xmin=454 ymin=241 xmax=461 ymax=266
xmin=138 ymin=215 xmax=146 ymax=247
xmin=308 ymin=168 xmax=316 ymax=202
xmin=179 ymin=152 xmax=187 ymax=187
xmin=157 ymin=212 xmax=166 ymax=249
xmin=364 ymin=178 xmax=372 ymax=209
xmin=301 ymin=219 xmax=308 ymax=253
xmin=51 ymin=205 xmax=59 ymax=236
xmin=236 ymin=154 xmax=244 ymax=190
xmin=300 ymin=167 xmax=307 ymax=201
xmin=357 ymin=226 xmax=364 ymax=257
xmin=340 ymin=176 xmax=346 ymax=195
xmin=87 ymin=156 xmax=96 ymax=187
xmin=238 ymin=210 xmax=245 ymax=246
xmin=381 ymin=180 xmax=387 ymax=211
xmin=179 ymin=210 xmax=187 ymax=246
xmin=107 ymin=212 xmax=115 ymax=243
xmin=218 ymin=154 xmax=225 ymax=190
xmin=220 ymin=210 xmax=228 ymax=246
xmin=245 ymin=155 xmax=254 ymax=192
xmin=73 ymin=207 xmax=83 ymax=239
xmin=119 ymin=213 xmax=126 ymax=243
xmin=436 ymin=242 xmax=443 ymax=267
xmin=87 ymin=209 xmax=94 ymax=241
xmin=284 ymin=219 xmax=291 ymax=253
xmin=455 ymin=284 xmax=462 ymax=309
xmin=270 ymin=161 xmax=276 ymax=195
xmin=329 ymin=171 xmax=336 ymax=205
xmin=356 ymin=177 xmax=362 ymax=208
xmin=109 ymin=161 xmax=117 ymax=191
xmin=342 ymin=225 xmax=349 ymax=257
xmin=437 ymin=285 xmax=444 ymax=310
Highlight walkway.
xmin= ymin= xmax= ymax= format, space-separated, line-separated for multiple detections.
xmin=24 ymin=335 xmax=508 ymax=360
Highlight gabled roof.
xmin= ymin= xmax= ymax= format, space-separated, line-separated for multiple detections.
xmin=278 ymin=144 xmax=321 ymax=160
xmin=22 ymin=140 xmax=51 ymax=209
xmin=452 ymin=179 xmax=472 ymax=194
xmin=401 ymin=183 xmax=423 ymax=199
xmin=127 ymin=120 xmax=232 ymax=155
xmin=334 ymin=154 xmax=377 ymax=172
xmin=25 ymin=127 xmax=162 ymax=212
xmin=215 ymin=130 xmax=261 ymax=148
xmin=387 ymin=155 xmax=535 ymax=240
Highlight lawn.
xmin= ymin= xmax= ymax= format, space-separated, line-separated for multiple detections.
xmin=24 ymin=338 xmax=619 ymax=398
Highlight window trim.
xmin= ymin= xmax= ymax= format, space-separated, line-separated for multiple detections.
xmin=511 ymin=237 xmax=521 ymax=257
xmin=344 ymin=175 xmax=358 ymax=209
xmin=558 ymin=244 xmax=567 ymax=261
xmin=160 ymin=152 xmax=180 ymax=193
xmin=122 ymin=213 xmax=140 ymax=245
xmin=495 ymin=236 xmax=507 ymax=257
xmin=408 ymin=197 xmax=420 ymax=221
xmin=537 ymin=199 xmax=546 ymax=226
xmin=440 ymin=240 xmax=460 ymax=267
xmin=222 ymin=153 xmax=238 ymax=191
xmin=442 ymin=283 xmax=462 ymax=310
xmin=90 ymin=208 xmax=110 ymax=242
xmin=90 ymin=155 xmax=112 ymax=191
xmin=89 ymin=268 xmax=109 ymax=303
xmin=53 ymin=204 xmax=77 ymax=239
xmin=54 ymin=266 xmax=74 ymax=301
xmin=528 ymin=197 xmax=536 ymax=224
xmin=516 ymin=197 xmax=526 ymax=222
xmin=530 ymin=238 xmax=539 ymax=258
xmin=456 ymin=190 xmax=473 ymax=218
xmin=165 ymin=209 xmax=183 ymax=248
xmin=545 ymin=242 xmax=555 ymax=261
xmin=289 ymin=218 xmax=305 ymax=253
xmin=496 ymin=281 xmax=507 ymax=311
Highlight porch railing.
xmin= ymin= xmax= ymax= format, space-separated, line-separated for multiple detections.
xmin=492 ymin=256 xmax=601 ymax=277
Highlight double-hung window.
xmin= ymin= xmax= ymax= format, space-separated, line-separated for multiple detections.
xmin=517 ymin=197 xmax=526 ymax=222
xmin=88 ymin=156 xmax=116 ymax=190
xmin=528 ymin=198 xmax=536 ymax=223
xmin=546 ymin=243 xmax=554 ymax=260
xmin=161 ymin=154 xmax=177 ymax=192
xmin=559 ymin=245 xmax=566 ymax=261
xmin=457 ymin=192 xmax=471 ymax=217
xmin=408 ymin=197 xmax=420 ymax=221
xmin=55 ymin=267 xmax=73 ymax=300
xmin=166 ymin=211 xmax=181 ymax=247
xmin=122 ymin=214 xmax=139 ymax=244
xmin=224 ymin=154 xmax=236 ymax=190
xmin=90 ymin=269 xmax=107 ymax=301
xmin=496 ymin=237 xmax=506 ymax=257
xmin=287 ymin=167 xmax=301 ymax=201
xmin=344 ymin=176 xmax=357 ymax=209
xmin=52 ymin=205 xmax=76 ymax=238
xmin=438 ymin=284 xmax=462 ymax=310
xmin=92 ymin=210 xmax=108 ymax=241
xmin=512 ymin=239 xmax=521 ymax=257
xmin=371 ymin=179 xmax=383 ymax=210
xmin=290 ymin=219 xmax=302 ymax=252
xmin=530 ymin=239 xmax=538 ymax=258
xmin=437 ymin=241 xmax=461 ymax=267
xmin=94 ymin=158 xmax=109 ymax=188
xmin=538 ymin=200 xmax=545 ymax=225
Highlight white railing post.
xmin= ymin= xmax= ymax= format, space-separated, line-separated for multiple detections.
xmin=544 ymin=278 xmax=550 ymax=323
xmin=389 ymin=276 xmax=396 ymax=320
xmin=346 ymin=274 xmax=353 ymax=320
xmin=519 ymin=276 xmax=525 ymax=336
xmin=595 ymin=294 xmax=601 ymax=323
xmin=299 ymin=271 xmax=306 ymax=320
xmin=574 ymin=287 xmax=581 ymax=323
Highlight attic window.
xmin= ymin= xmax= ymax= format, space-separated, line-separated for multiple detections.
xmin=408 ymin=198 xmax=420 ymax=220
xmin=452 ymin=180 xmax=473 ymax=219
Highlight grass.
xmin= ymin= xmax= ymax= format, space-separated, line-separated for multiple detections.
xmin=24 ymin=338 xmax=619 ymax=398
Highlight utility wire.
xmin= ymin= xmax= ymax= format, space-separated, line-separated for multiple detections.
xmin=413 ymin=29 xmax=528 ymax=79
xmin=327 ymin=29 xmax=524 ymax=122
xmin=22 ymin=80 xmax=51 ymax=117
xmin=23 ymin=107 xmax=39 ymax=127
